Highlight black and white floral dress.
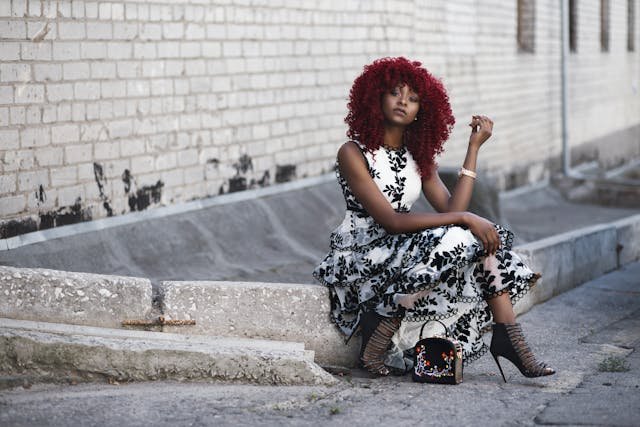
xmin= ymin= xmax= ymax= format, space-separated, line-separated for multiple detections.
xmin=312 ymin=141 xmax=540 ymax=366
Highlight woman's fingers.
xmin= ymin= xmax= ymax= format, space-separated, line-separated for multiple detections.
xmin=482 ymin=236 xmax=490 ymax=255
xmin=470 ymin=115 xmax=494 ymax=133
xmin=490 ymin=232 xmax=498 ymax=255
xmin=492 ymin=229 xmax=500 ymax=254
xmin=483 ymin=228 xmax=500 ymax=255
xmin=471 ymin=216 xmax=501 ymax=255
xmin=469 ymin=116 xmax=481 ymax=131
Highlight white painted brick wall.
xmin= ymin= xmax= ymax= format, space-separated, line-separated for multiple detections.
xmin=0 ymin=0 xmax=638 ymax=237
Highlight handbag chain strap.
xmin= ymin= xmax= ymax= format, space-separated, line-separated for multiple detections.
xmin=419 ymin=319 xmax=450 ymax=340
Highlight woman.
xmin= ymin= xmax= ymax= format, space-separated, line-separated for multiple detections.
xmin=312 ymin=57 xmax=555 ymax=381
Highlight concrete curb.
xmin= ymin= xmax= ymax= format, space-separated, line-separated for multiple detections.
xmin=614 ymin=213 xmax=640 ymax=266
xmin=0 ymin=266 xmax=152 ymax=329
xmin=0 ymin=318 xmax=337 ymax=386
xmin=2 ymin=214 xmax=639 ymax=372
xmin=159 ymin=280 xmax=359 ymax=368
xmin=160 ymin=214 xmax=640 ymax=367
xmin=514 ymin=213 xmax=640 ymax=315
xmin=512 ymin=223 xmax=618 ymax=315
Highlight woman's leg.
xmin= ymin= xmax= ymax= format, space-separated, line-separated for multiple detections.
xmin=360 ymin=312 xmax=402 ymax=376
xmin=486 ymin=292 xmax=515 ymax=323
xmin=481 ymin=253 xmax=516 ymax=323
xmin=480 ymin=255 xmax=554 ymax=380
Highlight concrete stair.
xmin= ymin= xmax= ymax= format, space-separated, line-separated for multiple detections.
xmin=0 ymin=317 xmax=336 ymax=386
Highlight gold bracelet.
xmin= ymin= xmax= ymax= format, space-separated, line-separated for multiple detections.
xmin=457 ymin=167 xmax=477 ymax=179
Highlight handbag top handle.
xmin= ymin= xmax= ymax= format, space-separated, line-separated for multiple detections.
xmin=419 ymin=319 xmax=450 ymax=340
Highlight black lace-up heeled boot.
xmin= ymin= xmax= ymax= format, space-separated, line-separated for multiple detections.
xmin=490 ymin=322 xmax=556 ymax=382
xmin=358 ymin=311 xmax=401 ymax=376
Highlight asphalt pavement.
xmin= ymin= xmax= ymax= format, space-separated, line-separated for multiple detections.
xmin=1 ymin=260 xmax=638 ymax=426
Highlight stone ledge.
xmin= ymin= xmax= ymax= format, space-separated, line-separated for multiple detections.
xmin=2 ymin=214 xmax=640 ymax=370
xmin=159 ymin=280 xmax=359 ymax=368
xmin=161 ymin=214 xmax=640 ymax=368
xmin=513 ymin=223 xmax=619 ymax=315
xmin=0 ymin=318 xmax=335 ymax=386
xmin=0 ymin=266 xmax=152 ymax=329
xmin=613 ymin=213 xmax=640 ymax=266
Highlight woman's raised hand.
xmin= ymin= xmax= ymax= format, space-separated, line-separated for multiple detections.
xmin=468 ymin=115 xmax=493 ymax=148
xmin=461 ymin=212 xmax=501 ymax=255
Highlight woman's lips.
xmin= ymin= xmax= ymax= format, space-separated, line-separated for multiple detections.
xmin=393 ymin=109 xmax=406 ymax=116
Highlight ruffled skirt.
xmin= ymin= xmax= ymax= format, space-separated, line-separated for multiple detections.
xmin=312 ymin=211 xmax=539 ymax=365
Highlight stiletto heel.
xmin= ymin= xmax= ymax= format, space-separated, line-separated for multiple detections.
xmin=491 ymin=353 xmax=507 ymax=383
xmin=489 ymin=322 xmax=555 ymax=381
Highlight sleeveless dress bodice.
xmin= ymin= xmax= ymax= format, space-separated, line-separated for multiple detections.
xmin=340 ymin=141 xmax=422 ymax=214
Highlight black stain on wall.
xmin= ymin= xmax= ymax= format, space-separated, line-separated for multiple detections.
xmin=233 ymin=154 xmax=253 ymax=175
xmin=275 ymin=165 xmax=297 ymax=183
xmin=54 ymin=197 xmax=93 ymax=226
xmin=93 ymin=163 xmax=113 ymax=217
xmin=229 ymin=176 xmax=247 ymax=193
xmin=223 ymin=154 xmax=254 ymax=193
xmin=122 ymin=169 xmax=133 ymax=193
xmin=2 ymin=167 xmax=167 ymax=239
xmin=129 ymin=181 xmax=164 ymax=211
xmin=0 ymin=218 xmax=38 ymax=239
xmin=39 ymin=212 xmax=54 ymax=230
xmin=221 ymin=154 xmax=273 ymax=194
xmin=122 ymin=169 xmax=164 ymax=212
xmin=35 ymin=185 xmax=46 ymax=204
xmin=228 ymin=176 xmax=247 ymax=193
xmin=0 ymin=197 xmax=93 ymax=239
xmin=253 ymin=170 xmax=270 ymax=187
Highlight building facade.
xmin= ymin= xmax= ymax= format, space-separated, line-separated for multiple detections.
xmin=0 ymin=0 xmax=638 ymax=238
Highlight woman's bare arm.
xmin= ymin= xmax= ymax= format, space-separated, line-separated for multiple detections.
xmin=422 ymin=115 xmax=492 ymax=213
xmin=421 ymin=144 xmax=479 ymax=213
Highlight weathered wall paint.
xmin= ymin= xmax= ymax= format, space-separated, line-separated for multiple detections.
xmin=0 ymin=1 xmax=639 ymax=238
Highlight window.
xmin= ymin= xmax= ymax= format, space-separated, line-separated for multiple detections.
xmin=569 ymin=0 xmax=578 ymax=52
xmin=601 ymin=0 xmax=610 ymax=52
xmin=629 ymin=0 xmax=636 ymax=52
xmin=517 ymin=0 xmax=536 ymax=53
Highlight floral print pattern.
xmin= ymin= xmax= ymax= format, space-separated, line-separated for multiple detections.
xmin=312 ymin=141 xmax=539 ymax=365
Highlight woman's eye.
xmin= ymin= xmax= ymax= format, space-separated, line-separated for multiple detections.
xmin=410 ymin=97 xmax=419 ymax=103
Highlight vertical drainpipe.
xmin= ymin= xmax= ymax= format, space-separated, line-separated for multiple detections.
xmin=560 ymin=0 xmax=571 ymax=176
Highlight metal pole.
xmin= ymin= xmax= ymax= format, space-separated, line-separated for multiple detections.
xmin=560 ymin=0 xmax=571 ymax=176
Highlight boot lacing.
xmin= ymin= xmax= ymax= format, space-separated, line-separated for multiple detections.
xmin=361 ymin=317 xmax=401 ymax=375
xmin=505 ymin=323 xmax=552 ymax=376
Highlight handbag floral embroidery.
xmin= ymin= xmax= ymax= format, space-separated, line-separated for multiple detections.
xmin=412 ymin=320 xmax=463 ymax=384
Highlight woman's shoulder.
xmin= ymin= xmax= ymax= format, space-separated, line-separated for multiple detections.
xmin=339 ymin=139 xmax=366 ymax=150
xmin=338 ymin=140 xmax=366 ymax=157
xmin=337 ymin=140 xmax=370 ymax=170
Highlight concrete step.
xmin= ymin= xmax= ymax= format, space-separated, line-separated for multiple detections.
xmin=0 ymin=266 xmax=152 ymax=329
xmin=158 ymin=212 xmax=640 ymax=368
xmin=2 ymin=214 xmax=639 ymax=371
xmin=0 ymin=318 xmax=337 ymax=386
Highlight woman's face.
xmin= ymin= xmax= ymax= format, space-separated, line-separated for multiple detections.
xmin=381 ymin=83 xmax=420 ymax=126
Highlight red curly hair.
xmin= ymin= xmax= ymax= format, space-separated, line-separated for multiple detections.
xmin=345 ymin=57 xmax=455 ymax=178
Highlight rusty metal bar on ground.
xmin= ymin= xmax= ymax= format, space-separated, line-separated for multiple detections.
xmin=121 ymin=316 xmax=196 ymax=327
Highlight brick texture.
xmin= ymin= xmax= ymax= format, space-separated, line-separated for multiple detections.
xmin=0 ymin=0 xmax=639 ymax=237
